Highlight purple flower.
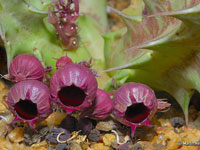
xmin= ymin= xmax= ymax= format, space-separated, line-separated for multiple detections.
xmin=5 ymin=54 xmax=44 ymax=82
xmin=112 ymin=82 xmax=170 ymax=136
xmin=50 ymin=63 xmax=97 ymax=114
xmin=5 ymin=80 xmax=52 ymax=128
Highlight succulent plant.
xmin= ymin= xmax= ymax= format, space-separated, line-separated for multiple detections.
xmin=1 ymin=0 xmax=200 ymax=124
xmin=0 ymin=0 xmax=109 ymax=87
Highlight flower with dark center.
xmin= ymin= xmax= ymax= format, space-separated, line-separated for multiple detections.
xmin=112 ymin=82 xmax=170 ymax=136
xmin=50 ymin=63 xmax=97 ymax=114
xmin=5 ymin=80 xmax=52 ymax=129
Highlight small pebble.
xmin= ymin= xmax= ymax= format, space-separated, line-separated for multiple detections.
xmin=102 ymin=134 xmax=116 ymax=146
xmin=96 ymin=120 xmax=116 ymax=132
xmin=47 ymin=127 xmax=71 ymax=144
xmin=133 ymin=143 xmax=143 ymax=150
xmin=39 ymin=112 xmax=66 ymax=126
xmin=92 ymin=143 xmax=109 ymax=150
xmin=8 ymin=127 xmax=24 ymax=143
xmin=0 ymin=119 xmax=11 ymax=138
xmin=111 ymin=141 xmax=118 ymax=149
xmin=80 ymin=142 xmax=90 ymax=150
xmin=77 ymin=117 xmax=94 ymax=135
xmin=30 ymin=141 xmax=48 ymax=149
xmin=171 ymin=117 xmax=184 ymax=128
xmin=88 ymin=129 xmax=100 ymax=142
xmin=117 ymin=143 xmax=129 ymax=150
xmin=60 ymin=116 xmax=78 ymax=133
xmin=24 ymin=126 xmax=49 ymax=146
xmin=69 ymin=141 xmax=82 ymax=150
xmin=0 ymin=102 xmax=9 ymax=114
xmin=56 ymin=143 xmax=69 ymax=150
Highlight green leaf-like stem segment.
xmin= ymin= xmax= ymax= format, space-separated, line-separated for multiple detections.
xmin=104 ymin=0 xmax=200 ymax=124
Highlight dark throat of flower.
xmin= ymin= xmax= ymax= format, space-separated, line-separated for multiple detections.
xmin=14 ymin=100 xmax=38 ymax=120
xmin=125 ymin=103 xmax=150 ymax=123
xmin=58 ymin=85 xmax=86 ymax=107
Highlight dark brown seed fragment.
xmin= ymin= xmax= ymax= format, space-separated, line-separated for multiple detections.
xmin=88 ymin=129 xmax=100 ymax=142
xmin=117 ymin=143 xmax=130 ymax=150
xmin=77 ymin=118 xmax=94 ymax=135
xmin=171 ymin=117 xmax=184 ymax=128
xmin=59 ymin=116 xmax=78 ymax=132
xmin=56 ymin=143 xmax=70 ymax=150
xmin=133 ymin=143 xmax=143 ymax=150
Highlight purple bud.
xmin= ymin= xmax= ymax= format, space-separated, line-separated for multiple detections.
xmin=56 ymin=56 xmax=73 ymax=69
xmin=6 ymin=54 xmax=45 ymax=82
xmin=63 ymin=22 xmax=78 ymax=36
xmin=50 ymin=63 xmax=98 ymax=114
xmin=66 ymin=35 xmax=79 ymax=49
xmin=79 ymin=59 xmax=92 ymax=68
xmin=81 ymin=89 xmax=112 ymax=120
xmin=5 ymin=80 xmax=52 ymax=128
xmin=48 ymin=0 xmax=79 ymax=49
xmin=51 ymin=0 xmax=79 ymax=22
xmin=112 ymin=82 xmax=159 ymax=136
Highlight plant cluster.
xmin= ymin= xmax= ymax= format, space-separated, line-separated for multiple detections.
xmin=1 ymin=0 xmax=199 ymax=137
xmin=4 ymin=54 xmax=112 ymax=128
xmin=4 ymin=53 xmax=169 ymax=136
